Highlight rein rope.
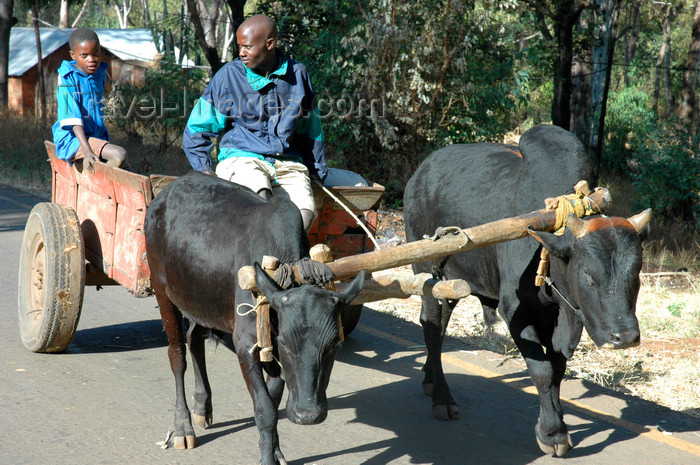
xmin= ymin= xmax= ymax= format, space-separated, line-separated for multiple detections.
xmin=543 ymin=276 xmax=581 ymax=315
xmin=313 ymin=178 xmax=382 ymax=251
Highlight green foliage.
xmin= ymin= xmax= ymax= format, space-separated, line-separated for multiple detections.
xmin=667 ymin=302 xmax=685 ymax=318
xmin=604 ymin=88 xmax=699 ymax=230
xmin=258 ymin=0 xmax=525 ymax=204
xmin=630 ymin=123 xmax=700 ymax=229
xmin=0 ymin=115 xmax=52 ymax=190
xmin=106 ymin=61 xmax=206 ymax=161
xmin=604 ymin=87 xmax=656 ymax=173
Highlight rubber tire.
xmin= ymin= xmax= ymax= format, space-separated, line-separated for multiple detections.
xmin=341 ymin=304 xmax=364 ymax=336
xmin=18 ymin=203 xmax=85 ymax=353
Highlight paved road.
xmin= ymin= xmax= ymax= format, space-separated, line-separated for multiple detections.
xmin=1 ymin=184 xmax=699 ymax=465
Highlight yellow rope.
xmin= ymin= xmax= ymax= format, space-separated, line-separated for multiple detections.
xmin=545 ymin=186 xmax=597 ymax=235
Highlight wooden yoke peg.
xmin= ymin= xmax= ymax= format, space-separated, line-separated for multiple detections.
xmin=535 ymin=248 xmax=550 ymax=287
xmin=257 ymin=255 xmax=279 ymax=362
xmin=309 ymin=244 xmax=345 ymax=342
xmin=573 ymin=180 xmax=592 ymax=196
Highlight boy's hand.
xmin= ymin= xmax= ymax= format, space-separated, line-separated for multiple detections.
xmin=83 ymin=152 xmax=97 ymax=174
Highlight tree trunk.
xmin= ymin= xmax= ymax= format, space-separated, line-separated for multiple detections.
xmin=0 ymin=0 xmax=14 ymax=112
xmin=59 ymin=0 xmax=69 ymax=28
xmin=653 ymin=3 xmax=675 ymax=117
xmin=551 ymin=0 xmax=590 ymax=130
xmin=71 ymin=0 xmax=90 ymax=28
xmin=552 ymin=18 xmax=575 ymax=129
xmin=622 ymin=0 xmax=640 ymax=87
xmin=226 ymin=0 xmax=246 ymax=31
xmin=571 ymin=12 xmax=593 ymax=148
xmin=222 ymin=0 xmax=246 ymax=59
xmin=589 ymin=0 xmax=620 ymax=180
xmin=112 ymin=0 xmax=132 ymax=29
xmin=186 ymin=0 xmax=222 ymax=73
xmin=679 ymin=0 xmax=700 ymax=128
xmin=198 ymin=0 xmax=221 ymax=48
xmin=31 ymin=3 xmax=46 ymax=121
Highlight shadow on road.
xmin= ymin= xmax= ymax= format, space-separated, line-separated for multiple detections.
xmin=69 ymin=319 xmax=168 ymax=353
xmin=291 ymin=308 xmax=700 ymax=464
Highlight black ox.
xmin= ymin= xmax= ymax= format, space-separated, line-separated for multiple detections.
xmin=404 ymin=124 xmax=651 ymax=456
xmin=144 ymin=172 xmax=365 ymax=465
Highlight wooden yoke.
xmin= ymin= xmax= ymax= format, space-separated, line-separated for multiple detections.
xmin=256 ymin=256 xmax=278 ymax=363
xmin=238 ymin=184 xmax=611 ymax=290
xmin=309 ymin=244 xmax=345 ymax=342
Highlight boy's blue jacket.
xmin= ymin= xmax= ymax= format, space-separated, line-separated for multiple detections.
xmin=183 ymin=53 xmax=327 ymax=180
xmin=52 ymin=60 xmax=110 ymax=162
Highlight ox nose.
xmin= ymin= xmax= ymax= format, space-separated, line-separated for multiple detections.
xmin=607 ymin=330 xmax=640 ymax=349
xmin=288 ymin=407 xmax=327 ymax=425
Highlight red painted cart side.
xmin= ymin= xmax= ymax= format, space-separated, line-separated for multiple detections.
xmin=46 ymin=141 xmax=385 ymax=297
xmin=47 ymin=141 xmax=153 ymax=296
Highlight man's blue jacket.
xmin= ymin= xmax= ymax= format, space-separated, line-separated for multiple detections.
xmin=183 ymin=53 xmax=327 ymax=181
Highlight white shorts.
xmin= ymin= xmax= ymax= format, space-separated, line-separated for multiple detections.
xmin=216 ymin=156 xmax=316 ymax=214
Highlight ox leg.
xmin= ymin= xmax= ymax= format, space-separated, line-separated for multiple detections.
xmin=156 ymin=294 xmax=196 ymax=449
xmin=419 ymin=296 xmax=460 ymax=420
xmin=266 ymin=374 xmax=286 ymax=464
xmin=507 ymin=311 xmax=573 ymax=456
xmin=237 ymin=337 xmax=287 ymax=465
xmin=187 ymin=322 xmax=213 ymax=429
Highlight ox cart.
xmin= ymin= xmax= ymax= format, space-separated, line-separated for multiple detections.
xmin=17 ymin=142 xmax=611 ymax=354
xmin=17 ymin=142 xmax=385 ymax=352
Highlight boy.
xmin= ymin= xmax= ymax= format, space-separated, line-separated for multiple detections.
xmin=52 ymin=28 xmax=126 ymax=173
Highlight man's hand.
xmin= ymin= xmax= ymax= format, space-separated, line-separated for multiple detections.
xmin=83 ymin=152 xmax=98 ymax=174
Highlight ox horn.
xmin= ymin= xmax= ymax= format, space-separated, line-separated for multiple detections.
xmin=565 ymin=213 xmax=588 ymax=239
xmin=627 ymin=208 xmax=652 ymax=234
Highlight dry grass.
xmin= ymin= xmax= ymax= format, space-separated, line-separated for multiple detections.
xmin=0 ymin=113 xmax=192 ymax=194
xmin=568 ymin=273 xmax=700 ymax=417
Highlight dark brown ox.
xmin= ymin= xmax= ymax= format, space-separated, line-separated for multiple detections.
xmin=403 ymin=124 xmax=651 ymax=456
xmin=144 ymin=172 xmax=365 ymax=465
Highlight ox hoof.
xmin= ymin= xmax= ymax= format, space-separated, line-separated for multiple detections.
xmin=173 ymin=434 xmax=197 ymax=450
xmin=432 ymin=403 xmax=460 ymax=420
xmin=193 ymin=412 xmax=213 ymax=429
xmin=422 ymin=382 xmax=433 ymax=396
xmin=536 ymin=432 xmax=574 ymax=457
xmin=274 ymin=448 xmax=289 ymax=465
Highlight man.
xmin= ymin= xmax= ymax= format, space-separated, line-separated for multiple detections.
xmin=183 ymin=15 xmax=327 ymax=231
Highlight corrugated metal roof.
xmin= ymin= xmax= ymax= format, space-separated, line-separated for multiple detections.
xmin=9 ymin=28 xmax=162 ymax=76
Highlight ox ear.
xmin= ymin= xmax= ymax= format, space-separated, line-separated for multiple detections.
xmin=335 ymin=270 xmax=366 ymax=306
xmin=254 ymin=262 xmax=284 ymax=302
xmin=527 ymin=227 xmax=574 ymax=260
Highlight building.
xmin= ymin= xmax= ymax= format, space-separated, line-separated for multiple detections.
xmin=8 ymin=28 xmax=188 ymax=117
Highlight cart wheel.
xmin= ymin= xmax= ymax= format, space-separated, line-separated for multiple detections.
xmin=341 ymin=304 xmax=363 ymax=336
xmin=18 ymin=203 xmax=85 ymax=353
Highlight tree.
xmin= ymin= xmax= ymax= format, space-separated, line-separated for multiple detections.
xmin=652 ymin=1 xmax=678 ymax=117
xmin=112 ymin=0 xmax=132 ymax=29
xmin=31 ymin=1 xmax=46 ymax=120
xmin=0 ymin=0 xmax=14 ymax=112
xmin=186 ymin=0 xmax=246 ymax=74
xmin=587 ymin=0 xmax=621 ymax=178
xmin=523 ymin=0 xmax=591 ymax=130
xmin=621 ymin=0 xmax=640 ymax=87
xmin=59 ymin=0 xmax=67 ymax=27
xmin=679 ymin=0 xmax=700 ymax=131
